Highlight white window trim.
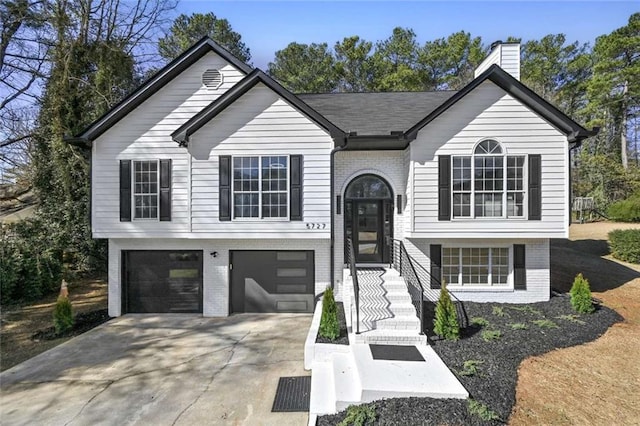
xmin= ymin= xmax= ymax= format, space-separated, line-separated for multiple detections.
xmin=231 ymin=155 xmax=290 ymax=221
xmin=132 ymin=159 xmax=159 ymax=221
xmin=451 ymin=141 xmax=528 ymax=220
xmin=443 ymin=245 xmax=514 ymax=290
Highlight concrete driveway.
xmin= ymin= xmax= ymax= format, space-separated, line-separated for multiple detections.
xmin=0 ymin=314 xmax=312 ymax=425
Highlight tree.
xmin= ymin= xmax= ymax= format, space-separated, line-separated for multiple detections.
xmin=268 ymin=42 xmax=337 ymax=93
xmin=334 ymin=36 xmax=374 ymax=92
xmin=433 ymin=282 xmax=460 ymax=340
xmin=587 ymin=13 xmax=640 ymax=169
xmin=158 ymin=12 xmax=250 ymax=62
xmin=370 ymin=27 xmax=422 ymax=91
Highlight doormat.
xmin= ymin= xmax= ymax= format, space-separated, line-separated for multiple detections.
xmin=370 ymin=344 xmax=425 ymax=361
xmin=271 ymin=376 xmax=311 ymax=412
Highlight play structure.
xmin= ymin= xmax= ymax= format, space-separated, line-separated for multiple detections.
xmin=572 ymin=197 xmax=608 ymax=223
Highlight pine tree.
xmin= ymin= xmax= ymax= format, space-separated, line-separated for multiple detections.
xmin=433 ymin=281 xmax=460 ymax=340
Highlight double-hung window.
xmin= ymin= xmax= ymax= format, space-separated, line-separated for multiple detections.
xmin=452 ymin=139 xmax=525 ymax=218
xmin=233 ymin=156 xmax=288 ymax=219
xmin=133 ymin=160 xmax=158 ymax=219
xmin=442 ymin=247 xmax=509 ymax=286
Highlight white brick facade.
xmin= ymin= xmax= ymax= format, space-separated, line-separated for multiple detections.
xmin=108 ymin=238 xmax=330 ymax=317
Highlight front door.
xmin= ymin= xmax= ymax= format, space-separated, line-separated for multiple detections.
xmin=354 ymin=201 xmax=383 ymax=262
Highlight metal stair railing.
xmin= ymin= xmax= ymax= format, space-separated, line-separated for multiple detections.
xmin=389 ymin=238 xmax=424 ymax=335
xmin=346 ymin=238 xmax=360 ymax=334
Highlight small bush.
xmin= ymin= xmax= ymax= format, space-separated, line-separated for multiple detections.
xmin=607 ymin=195 xmax=640 ymax=222
xmin=467 ymin=399 xmax=500 ymax=421
xmin=319 ymin=287 xmax=339 ymax=340
xmin=609 ymin=229 xmax=640 ymax=264
xmin=570 ymin=273 xmax=595 ymax=314
xmin=492 ymin=306 xmax=507 ymax=317
xmin=53 ymin=295 xmax=74 ymax=335
xmin=509 ymin=322 xmax=528 ymax=330
xmin=481 ymin=329 xmax=501 ymax=341
xmin=470 ymin=317 xmax=489 ymax=327
xmin=459 ymin=360 xmax=484 ymax=376
xmin=338 ymin=404 xmax=376 ymax=426
xmin=532 ymin=319 xmax=559 ymax=329
xmin=433 ymin=282 xmax=459 ymax=340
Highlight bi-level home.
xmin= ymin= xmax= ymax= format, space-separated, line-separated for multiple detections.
xmin=69 ymin=38 xmax=595 ymax=330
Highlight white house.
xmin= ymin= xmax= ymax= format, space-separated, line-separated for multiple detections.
xmin=69 ymin=38 xmax=596 ymax=338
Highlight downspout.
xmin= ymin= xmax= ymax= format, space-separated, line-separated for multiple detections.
xmin=329 ymin=140 xmax=347 ymax=289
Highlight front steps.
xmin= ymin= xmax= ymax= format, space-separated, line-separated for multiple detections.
xmin=346 ymin=268 xmax=427 ymax=346
xmin=309 ymin=343 xmax=468 ymax=418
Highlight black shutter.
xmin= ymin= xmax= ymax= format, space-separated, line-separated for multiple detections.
xmin=290 ymin=155 xmax=303 ymax=221
xmin=159 ymin=159 xmax=171 ymax=221
xmin=430 ymin=244 xmax=442 ymax=289
xmin=438 ymin=155 xmax=451 ymax=221
xmin=119 ymin=160 xmax=131 ymax=222
xmin=528 ymin=154 xmax=541 ymax=220
xmin=219 ymin=156 xmax=231 ymax=221
xmin=513 ymin=244 xmax=526 ymax=290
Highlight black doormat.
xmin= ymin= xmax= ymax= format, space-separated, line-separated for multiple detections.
xmin=271 ymin=376 xmax=311 ymax=412
xmin=370 ymin=344 xmax=425 ymax=361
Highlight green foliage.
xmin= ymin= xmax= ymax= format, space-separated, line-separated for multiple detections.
xmin=481 ymin=329 xmax=502 ymax=341
xmin=492 ymin=306 xmax=507 ymax=317
xmin=570 ymin=273 xmax=596 ymax=313
xmin=607 ymin=195 xmax=640 ymax=222
xmin=53 ymin=295 xmax=74 ymax=335
xmin=533 ymin=319 xmax=559 ymax=329
xmin=1 ymin=221 xmax=63 ymax=304
xmin=268 ymin=42 xmax=338 ymax=93
xmin=433 ymin=282 xmax=460 ymax=340
xmin=319 ymin=287 xmax=339 ymax=340
xmin=470 ymin=317 xmax=489 ymax=327
xmin=158 ymin=13 xmax=250 ymax=62
xmin=334 ymin=36 xmax=374 ymax=92
xmin=467 ymin=399 xmax=500 ymax=421
xmin=459 ymin=360 xmax=484 ymax=376
xmin=338 ymin=404 xmax=376 ymax=426
xmin=609 ymin=229 xmax=640 ymax=264
xmin=509 ymin=322 xmax=529 ymax=330
xmin=557 ymin=314 xmax=586 ymax=325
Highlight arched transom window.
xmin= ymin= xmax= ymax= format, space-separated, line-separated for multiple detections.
xmin=452 ymin=139 xmax=526 ymax=218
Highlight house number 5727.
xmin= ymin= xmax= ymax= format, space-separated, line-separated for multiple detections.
xmin=306 ymin=223 xmax=326 ymax=229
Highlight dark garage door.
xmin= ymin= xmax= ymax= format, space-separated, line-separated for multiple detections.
xmin=123 ymin=250 xmax=203 ymax=313
xmin=230 ymin=251 xmax=315 ymax=313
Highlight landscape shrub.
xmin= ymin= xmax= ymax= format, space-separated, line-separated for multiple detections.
xmin=467 ymin=399 xmax=500 ymax=422
xmin=481 ymin=329 xmax=501 ymax=341
xmin=433 ymin=282 xmax=459 ymax=340
xmin=319 ymin=287 xmax=339 ymax=340
xmin=570 ymin=273 xmax=595 ymax=314
xmin=338 ymin=404 xmax=376 ymax=426
xmin=607 ymin=195 xmax=640 ymax=222
xmin=53 ymin=295 xmax=74 ymax=335
xmin=608 ymin=229 xmax=640 ymax=264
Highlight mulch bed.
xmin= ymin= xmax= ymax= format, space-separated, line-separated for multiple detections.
xmin=318 ymin=295 xmax=622 ymax=425
xmin=31 ymin=309 xmax=111 ymax=341
xmin=315 ymin=302 xmax=349 ymax=345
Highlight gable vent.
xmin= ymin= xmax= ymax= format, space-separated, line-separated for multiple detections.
xmin=202 ymin=69 xmax=223 ymax=89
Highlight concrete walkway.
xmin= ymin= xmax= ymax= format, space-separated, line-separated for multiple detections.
xmin=0 ymin=314 xmax=311 ymax=426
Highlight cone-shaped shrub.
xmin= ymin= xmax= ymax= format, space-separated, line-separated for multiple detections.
xmin=53 ymin=295 xmax=74 ymax=335
xmin=319 ymin=287 xmax=339 ymax=340
xmin=433 ymin=281 xmax=460 ymax=340
xmin=570 ymin=273 xmax=595 ymax=313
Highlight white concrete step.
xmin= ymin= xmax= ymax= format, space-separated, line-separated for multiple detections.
xmin=385 ymin=302 xmax=418 ymax=317
xmin=375 ymin=316 xmax=421 ymax=331
xmin=354 ymin=329 xmax=428 ymax=346
xmin=332 ymin=352 xmax=362 ymax=412
xmin=309 ymin=361 xmax=335 ymax=416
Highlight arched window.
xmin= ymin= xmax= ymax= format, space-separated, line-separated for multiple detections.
xmin=345 ymin=174 xmax=392 ymax=199
xmin=452 ymin=139 xmax=525 ymax=218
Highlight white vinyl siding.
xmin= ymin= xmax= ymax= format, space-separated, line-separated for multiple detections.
xmin=188 ymin=83 xmax=332 ymax=237
xmin=92 ymin=51 xmax=244 ymax=238
xmin=474 ymin=43 xmax=520 ymax=80
xmin=410 ymin=81 xmax=569 ymax=238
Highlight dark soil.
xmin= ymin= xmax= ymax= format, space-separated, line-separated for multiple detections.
xmin=315 ymin=302 xmax=349 ymax=345
xmin=32 ymin=309 xmax=111 ymax=341
xmin=318 ymin=296 xmax=622 ymax=425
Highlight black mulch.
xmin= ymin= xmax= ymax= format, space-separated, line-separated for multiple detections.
xmin=32 ymin=309 xmax=112 ymax=341
xmin=315 ymin=302 xmax=349 ymax=345
xmin=318 ymin=296 xmax=622 ymax=425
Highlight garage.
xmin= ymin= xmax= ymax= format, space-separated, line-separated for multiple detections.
xmin=122 ymin=250 xmax=203 ymax=313
xmin=230 ymin=250 xmax=315 ymax=313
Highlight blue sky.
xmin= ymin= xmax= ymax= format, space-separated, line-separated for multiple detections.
xmin=177 ymin=1 xmax=638 ymax=69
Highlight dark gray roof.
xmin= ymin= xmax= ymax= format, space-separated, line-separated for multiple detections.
xmin=298 ymin=91 xmax=458 ymax=135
